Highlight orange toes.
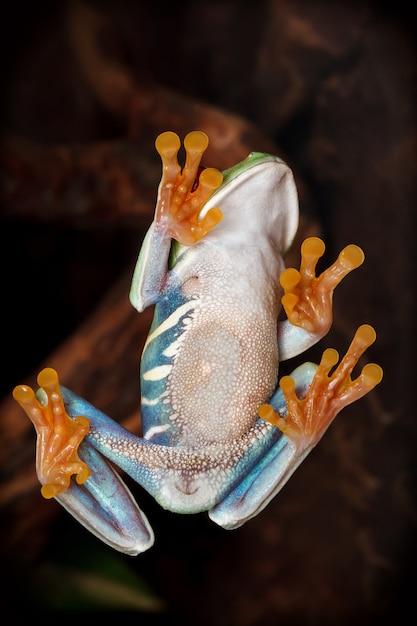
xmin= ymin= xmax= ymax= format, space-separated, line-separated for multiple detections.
xmin=154 ymin=130 xmax=223 ymax=246
xmin=13 ymin=368 xmax=91 ymax=498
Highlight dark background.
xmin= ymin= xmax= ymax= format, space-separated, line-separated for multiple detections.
xmin=1 ymin=1 xmax=415 ymax=623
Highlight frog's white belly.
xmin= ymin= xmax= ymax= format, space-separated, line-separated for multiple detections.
xmin=165 ymin=306 xmax=279 ymax=446
xmin=141 ymin=249 xmax=282 ymax=450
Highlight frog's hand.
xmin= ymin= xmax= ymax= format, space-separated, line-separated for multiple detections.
xmin=209 ymin=326 xmax=382 ymax=530
xmin=13 ymin=369 xmax=153 ymax=555
xmin=153 ymin=131 xmax=223 ymax=246
xmin=130 ymin=131 xmax=223 ymax=312
xmin=278 ymin=237 xmax=365 ymax=361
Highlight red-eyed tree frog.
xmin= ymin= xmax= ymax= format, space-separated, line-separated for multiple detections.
xmin=13 ymin=131 xmax=382 ymax=555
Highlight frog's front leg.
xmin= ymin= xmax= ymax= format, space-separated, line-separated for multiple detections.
xmin=13 ymin=369 xmax=154 ymax=555
xmin=130 ymin=131 xmax=223 ymax=311
xmin=210 ymin=326 xmax=382 ymax=530
xmin=278 ymin=237 xmax=365 ymax=360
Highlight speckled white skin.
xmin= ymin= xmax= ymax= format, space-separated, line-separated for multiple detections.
xmin=147 ymin=244 xmax=282 ymax=446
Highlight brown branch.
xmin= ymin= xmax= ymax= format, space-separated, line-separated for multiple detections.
xmin=0 ymin=134 xmax=158 ymax=225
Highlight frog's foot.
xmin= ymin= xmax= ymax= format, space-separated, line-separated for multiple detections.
xmin=259 ymin=324 xmax=383 ymax=449
xmin=280 ymin=237 xmax=365 ymax=335
xmin=13 ymin=368 xmax=90 ymax=498
xmin=154 ymin=130 xmax=223 ymax=246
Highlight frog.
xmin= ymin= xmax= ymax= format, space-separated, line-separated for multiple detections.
xmin=13 ymin=131 xmax=382 ymax=555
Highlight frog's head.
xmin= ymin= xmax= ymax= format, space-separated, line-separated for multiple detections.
xmin=197 ymin=152 xmax=299 ymax=256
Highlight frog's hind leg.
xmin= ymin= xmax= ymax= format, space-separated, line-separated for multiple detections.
xmin=209 ymin=362 xmax=317 ymax=530
xmin=210 ymin=325 xmax=382 ymax=530
xmin=13 ymin=368 xmax=154 ymax=555
xmin=56 ymin=443 xmax=154 ymax=555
